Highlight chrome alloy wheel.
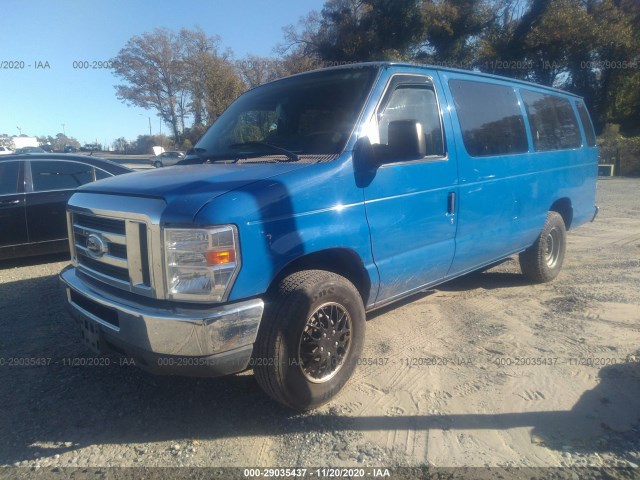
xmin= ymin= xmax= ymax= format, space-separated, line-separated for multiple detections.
xmin=297 ymin=302 xmax=352 ymax=383
xmin=545 ymin=227 xmax=561 ymax=268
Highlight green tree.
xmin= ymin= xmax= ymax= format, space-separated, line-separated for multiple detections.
xmin=131 ymin=134 xmax=170 ymax=155
xmin=36 ymin=133 xmax=80 ymax=151
xmin=112 ymin=137 xmax=129 ymax=153
xmin=420 ymin=0 xmax=496 ymax=67
xmin=280 ymin=0 xmax=424 ymax=63
xmin=478 ymin=0 xmax=639 ymax=131
xmin=590 ymin=0 xmax=640 ymax=132
xmin=183 ymin=123 xmax=207 ymax=148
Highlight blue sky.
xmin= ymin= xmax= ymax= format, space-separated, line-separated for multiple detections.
xmin=0 ymin=0 xmax=324 ymax=147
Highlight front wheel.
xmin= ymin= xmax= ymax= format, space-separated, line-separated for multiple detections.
xmin=154 ymin=161 xmax=162 ymax=168
xmin=253 ymin=270 xmax=365 ymax=410
xmin=519 ymin=211 xmax=567 ymax=283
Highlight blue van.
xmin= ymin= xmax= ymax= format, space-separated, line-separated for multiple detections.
xmin=60 ymin=63 xmax=598 ymax=410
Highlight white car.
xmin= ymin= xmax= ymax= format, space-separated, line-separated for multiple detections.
xmin=149 ymin=151 xmax=185 ymax=167
xmin=0 ymin=146 xmax=14 ymax=155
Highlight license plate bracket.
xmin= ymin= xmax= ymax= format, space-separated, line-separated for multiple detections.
xmin=80 ymin=318 xmax=102 ymax=354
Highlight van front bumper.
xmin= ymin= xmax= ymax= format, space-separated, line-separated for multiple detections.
xmin=59 ymin=265 xmax=264 ymax=377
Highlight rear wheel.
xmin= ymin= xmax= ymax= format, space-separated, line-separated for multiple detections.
xmin=253 ymin=270 xmax=365 ymax=410
xmin=519 ymin=211 xmax=567 ymax=283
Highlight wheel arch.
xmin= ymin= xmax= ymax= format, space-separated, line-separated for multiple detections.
xmin=549 ymin=197 xmax=573 ymax=230
xmin=268 ymin=248 xmax=372 ymax=307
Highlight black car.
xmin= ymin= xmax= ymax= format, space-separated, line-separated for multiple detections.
xmin=0 ymin=154 xmax=132 ymax=260
xmin=14 ymin=146 xmax=46 ymax=154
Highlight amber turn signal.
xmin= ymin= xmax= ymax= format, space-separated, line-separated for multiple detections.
xmin=206 ymin=249 xmax=236 ymax=265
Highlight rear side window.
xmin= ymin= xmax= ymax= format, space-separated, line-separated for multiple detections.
xmin=449 ymin=79 xmax=528 ymax=157
xmin=575 ymin=100 xmax=596 ymax=147
xmin=521 ymin=90 xmax=582 ymax=151
xmin=0 ymin=161 xmax=20 ymax=195
xmin=31 ymin=161 xmax=94 ymax=191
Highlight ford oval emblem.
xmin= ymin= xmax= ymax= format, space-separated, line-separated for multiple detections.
xmin=86 ymin=234 xmax=107 ymax=258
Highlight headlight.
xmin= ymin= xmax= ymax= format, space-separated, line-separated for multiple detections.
xmin=164 ymin=226 xmax=240 ymax=302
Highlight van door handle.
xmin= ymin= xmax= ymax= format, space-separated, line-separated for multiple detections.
xmin=447 ymin=192 xmax=455 ymax=215
xmin=0 ymin=199 xmax=20 ymax=206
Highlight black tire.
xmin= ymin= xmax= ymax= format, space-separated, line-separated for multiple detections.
xmin=519 ymin=211 xmax=567 ymax=283
xmin=154 ymin=161 xmax=162 ymax=168
xmin=253 ymin=270 xmax=365 ymax=410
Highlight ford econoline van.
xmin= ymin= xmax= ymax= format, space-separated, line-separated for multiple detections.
xmin=60 ymin=63 xmax=598 ymax=410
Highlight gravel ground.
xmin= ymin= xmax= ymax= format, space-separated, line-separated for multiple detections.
xmin=1 ymin=178 xmax=639 ymax=480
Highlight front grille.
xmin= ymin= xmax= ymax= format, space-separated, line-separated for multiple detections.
xmin=71 ymin=211 xmax=153 ymax=294
xmin=75 ymin=213 xmax=126 ymax=235
xmin=79 ymin=256 xmax=129 ymax=282
xmin=106 ymin=243 xmax=127 ymax=259
xmin=74 ymin=231 xmax=128 ymax=260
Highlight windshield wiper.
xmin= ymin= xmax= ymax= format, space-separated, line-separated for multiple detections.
xmin=182 ymin=148 xmax=240 ymax=164
xmin=229 ymin=141 xmax=300 ymax=162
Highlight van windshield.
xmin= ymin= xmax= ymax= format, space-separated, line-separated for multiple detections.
xmin=191 ymin=66 xmax=379 ymax=163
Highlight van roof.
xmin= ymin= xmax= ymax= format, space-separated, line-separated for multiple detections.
xmin=301 ymin=61 xmax=583 ymax=100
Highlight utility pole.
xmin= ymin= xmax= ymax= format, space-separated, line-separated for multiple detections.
xmin=139 ymin=114 xmax=151 ymax=136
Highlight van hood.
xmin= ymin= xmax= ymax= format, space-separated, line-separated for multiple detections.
xmin=79 ymin=163 xmax=310 ymax=221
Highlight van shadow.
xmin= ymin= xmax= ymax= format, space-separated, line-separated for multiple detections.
xmin=438 ymin=259 xmax=530 ymax=292
xmin=0 ymin=252 xmax=69 ymax=270
xmin=367 ymin=260 xmax=528 ymax=321
xmin=2 ymin=274 xmax=638 ymax=465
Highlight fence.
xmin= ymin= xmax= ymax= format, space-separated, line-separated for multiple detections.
xmin=598 ymin=138 xmax=640 ymax=176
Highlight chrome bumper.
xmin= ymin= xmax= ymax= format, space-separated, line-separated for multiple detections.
xmin=59 ymin=265 xmax=264 ymax=376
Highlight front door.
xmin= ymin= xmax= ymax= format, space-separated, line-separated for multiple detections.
xmin=26 ymin=160 xmax=94 ymax=243
xmin=362 ymin=72 xmax=458 ymax=305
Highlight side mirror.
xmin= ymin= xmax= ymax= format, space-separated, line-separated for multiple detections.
xmin=353 ymin=120 xmax=426 ymax=179
xmin=387 ymin=120 xmax=426 ymax=161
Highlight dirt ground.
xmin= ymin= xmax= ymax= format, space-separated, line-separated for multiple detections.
xmin=0 ymin=178 xmax=639 ymax=478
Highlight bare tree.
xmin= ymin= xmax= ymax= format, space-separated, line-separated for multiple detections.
xmin=236 ymin=55 xmax=284 ymax=88
xmin=180 ymin=28 xmax=223 ymax=125
xmin=112 ymin=28 xmax=187 ymax=143
xmin=202 ymin=55 xmax=245 ymax=122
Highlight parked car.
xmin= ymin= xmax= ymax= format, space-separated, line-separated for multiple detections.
xmin=14 ymin=146 xmax=45 ymax=154
xmin=0 ymin=146 xmax=14 ymax=155
xmin=60 ymin=62 xmax=598 ymax=410
xmin=0 ymin=154 xmax=132 ymax=260
xmin=64 ymin=145 xmax=78 ymax=153
xmin=80 ymin=144 xmax=101 ymax=152
xmin=149 ymin=151 xmax=184 ymax=168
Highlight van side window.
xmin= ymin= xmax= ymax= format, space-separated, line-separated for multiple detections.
xmin=575 ymin=100 xmax=596 ymax=147
xmin=521 ymin=90 xmax=582 ymax=151
xmin=449 ymin=79 xmax=528 ymax=157
xmin=377 ymin=85 xmax=445 ymax=157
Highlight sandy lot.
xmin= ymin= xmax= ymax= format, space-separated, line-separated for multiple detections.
xmin=0 ymin=178 xmax=638 ymax=477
